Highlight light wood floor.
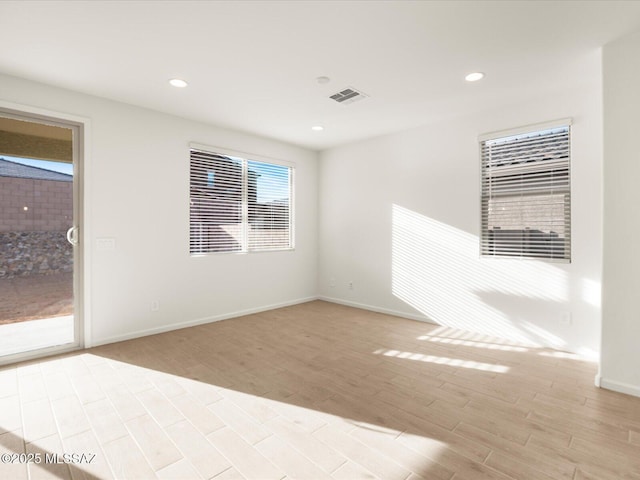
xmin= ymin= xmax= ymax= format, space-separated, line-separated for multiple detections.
xmin=1 ymin=300 xmax=640 ymax=480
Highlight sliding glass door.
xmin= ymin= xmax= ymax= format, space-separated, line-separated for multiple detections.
xmin=0 ymin=112 xmax=81 ymax=361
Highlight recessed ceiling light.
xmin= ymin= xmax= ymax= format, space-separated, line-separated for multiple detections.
xmin=311 ymin=126 xmax=324 ymax=131
xmin=316 ymin=76 xmax=330 ymax=85
xmin=465 ymin=72 xmax=485 ymax=82
xmin=169 ymin=78 xmax=188 ymax=88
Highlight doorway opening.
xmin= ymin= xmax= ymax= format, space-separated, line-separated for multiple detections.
xmin=0 ymin=111 xmax=83 ymax=362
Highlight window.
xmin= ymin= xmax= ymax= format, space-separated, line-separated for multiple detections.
xmin=189 ymin=147 xmax=293 ymax=254
xmin=480 ymin=122 xmax=571 ymax=262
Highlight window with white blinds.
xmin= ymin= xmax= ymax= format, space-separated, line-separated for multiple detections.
xmin=189 ymin=148 xmax=293 ymax=255
xmin=480 ymin=124 xmax=571 ymax=262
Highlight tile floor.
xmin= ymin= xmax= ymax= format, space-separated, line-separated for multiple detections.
xmin=0 ymin=300 xmax=639 ymax=479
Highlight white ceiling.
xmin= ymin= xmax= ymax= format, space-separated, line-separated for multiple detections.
xmin=2 ymin=1 xmax=640 ymax=151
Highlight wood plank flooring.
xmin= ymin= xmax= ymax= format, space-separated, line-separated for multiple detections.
xmin=1 ymin=300 xmax=639 ymax=479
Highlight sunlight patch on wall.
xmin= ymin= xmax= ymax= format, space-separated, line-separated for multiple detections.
xmin=576 ymin=347 xmax=599 ymax=362
xmin=391 ymin=205 xmax=570 ymax=346
xmin=520 ymin=321 xmax=566 ymax=348
xmin=581 ymin=278 xmax=601 ymax=308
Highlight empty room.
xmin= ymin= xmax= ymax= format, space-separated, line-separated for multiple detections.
xmin=1 ymin=1 xmax=640 ymax=479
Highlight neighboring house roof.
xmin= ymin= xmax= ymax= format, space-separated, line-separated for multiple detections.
xmin=0 ymin=158 xmax=72 ymax=182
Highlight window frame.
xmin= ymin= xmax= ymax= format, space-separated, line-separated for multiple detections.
xmin=189 ymin=143 xmax=295 ymax=256
xmin=479 ymin=119 xmax=572 ymax=263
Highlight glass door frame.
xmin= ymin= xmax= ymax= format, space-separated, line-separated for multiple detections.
xmin=0 ymin=103 xmax=89 ymax=365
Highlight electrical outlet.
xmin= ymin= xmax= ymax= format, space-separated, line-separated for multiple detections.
xmin=560 ymin=311 xmax=572 ymax=325
xmin=330 ymin=277 xmax=336 ymax=288
xmin=349 ymin=281 xmax=354 ymax=290
xmin=151 ymin=300 xmax=160 ymax=312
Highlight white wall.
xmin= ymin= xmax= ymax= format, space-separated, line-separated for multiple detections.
xmin=0 ymin=58 xmax=610 ymax=366
xmin=319 ymin=59 xmax=603 ymax=357
xmin=0 ymin=73 xmax=318 ymax=346
xmin=601 ymin=31 xmax=640 ymax=397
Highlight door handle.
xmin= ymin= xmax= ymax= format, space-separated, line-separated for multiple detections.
xmin=66 ymin=226 xmax=79 ymax=246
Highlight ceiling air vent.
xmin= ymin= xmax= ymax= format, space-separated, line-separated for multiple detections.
xmin=329 ymin=87 xmax=368 ymax=105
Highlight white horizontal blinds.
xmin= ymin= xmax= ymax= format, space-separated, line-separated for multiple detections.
xmin=189 ymin=148 xmax=293 ymax=255
xmin=247 ymin=160 xmax=291 ymax=251
xmin=190 ymin=150 xmax=244 ymax=253
xmin=481 ymin=126 xmax=571 ymax=261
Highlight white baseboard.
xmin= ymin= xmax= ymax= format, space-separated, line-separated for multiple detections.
xmin=319 ymin=297 xmax=602 ymax=358
xmin=318 ymin=295 xmax=437 ymax=325
xmin=598 ymin=377 xmax=640 ymax=398
xmin=92 ymin=296 xmax=319 ymax=348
